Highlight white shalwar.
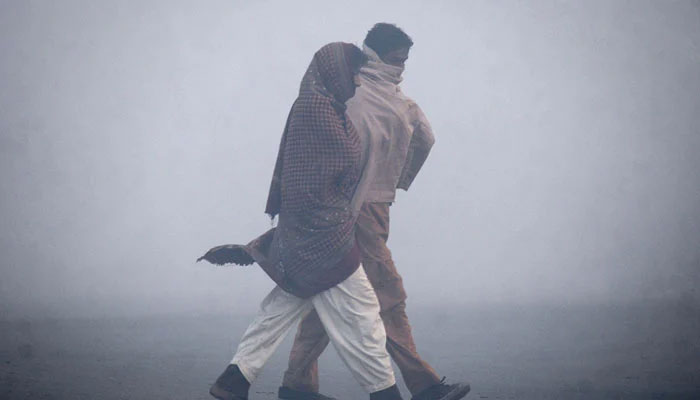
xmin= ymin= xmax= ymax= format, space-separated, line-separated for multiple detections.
xmin=231 ymin=265 xmax=396 ymax=393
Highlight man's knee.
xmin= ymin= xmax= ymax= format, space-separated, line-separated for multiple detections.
xmin=380 ymin=300 xmax=410 ymax=332
xmin=294 ymin=312 xmax=328 ymax=343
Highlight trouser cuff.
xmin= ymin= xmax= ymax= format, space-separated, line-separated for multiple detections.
xmin=364 ymin=377 xmax=396 ymax=394
xmin=231 ymin=361 xmax=255 ymax=384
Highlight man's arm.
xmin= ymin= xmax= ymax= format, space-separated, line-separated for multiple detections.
xmin=397 ymin=101 xmax=435 ymax=190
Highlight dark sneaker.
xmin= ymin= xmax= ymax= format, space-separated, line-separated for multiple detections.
xmin=412 ymin=378 xmax=470 ymax=400
xmin=210 ymin=364 xmax=250 ymax=400
xmin=278 ymin=386 xmax=337 ymax=400
xmin=370 ymin=384 xmax=403 ymax=400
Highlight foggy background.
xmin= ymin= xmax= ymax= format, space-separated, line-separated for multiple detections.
xmin=2 ymin=1 xmax=700 ymax=399
xmin=1 ymin=0 xmax=699 ymax=320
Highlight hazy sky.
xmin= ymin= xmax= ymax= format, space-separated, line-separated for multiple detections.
xmin=1 ymin=0 xmax=699 ymax=318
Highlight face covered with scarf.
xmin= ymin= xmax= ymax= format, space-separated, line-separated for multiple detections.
xmin=380 ymin=46 xmax=410 ymax=70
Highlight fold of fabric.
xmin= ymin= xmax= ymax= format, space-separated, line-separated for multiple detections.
xmin=249 ymin=42 xmax=365 ymax=298
xmin=347 ymin=44 xmax=435 ymax=204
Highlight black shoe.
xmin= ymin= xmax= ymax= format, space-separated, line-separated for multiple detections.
xmin=210 ymin=364 xmax=250 ymax=400
xmin=370 ymin=384 xmax=403 ymax=400
xmin=411 ymin=378 xmax=470 ymax=400
xmin=278 ymin=386 xmax=337 ymax=400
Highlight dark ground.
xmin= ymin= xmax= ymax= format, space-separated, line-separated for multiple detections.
xmin=1 ymin=301 xmax=699 ymax=400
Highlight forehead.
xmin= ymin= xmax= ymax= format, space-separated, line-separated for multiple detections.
xmin=384 ymin=47 xmax=410 ymax=59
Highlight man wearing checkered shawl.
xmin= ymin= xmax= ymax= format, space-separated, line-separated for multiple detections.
xmin=201 ymin=42 xmax=405 ymax=400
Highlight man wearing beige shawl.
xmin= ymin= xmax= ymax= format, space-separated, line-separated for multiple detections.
xmin=278 ymin=24 xmax=471 ymax=400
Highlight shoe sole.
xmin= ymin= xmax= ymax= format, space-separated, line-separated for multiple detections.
xmin=210 ymin=383 xmax=246 ymax=400
xmin=278 ymin=396 xmax=336 ymax=400
xmin=442 ymin=383 xmax=471 ymax=400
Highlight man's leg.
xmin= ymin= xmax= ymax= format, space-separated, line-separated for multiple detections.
xmin=282 ymin=302 xmax=440 ymax=397
xmin=211 ymin=286 xmax=313 ymax=399
xmin=381 ymin=300 xmax=440 ymax=395
xmin=281 ymin=202 xmax=442 ymax=396
xmin=361 ymin=204 xmax=469 ymax=400
xmin=311 ymin=265 xmax=398 ymax=396
xmin=281 ymin=309 xmax=329 ymax=393
xmin=230 ymin=285 xmax=313 ymax=383
xmin=357 ymin=202 xmax=440 ymax=396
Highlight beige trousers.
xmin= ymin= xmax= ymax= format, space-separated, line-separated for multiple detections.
xmin=231 ymin=265 xmax=396 ymax=393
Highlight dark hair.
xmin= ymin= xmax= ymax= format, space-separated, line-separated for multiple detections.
xmin=343 ymin=43 xmax=369 ymax=73
xmin=363 ymin=23 xmax=413 ymax=57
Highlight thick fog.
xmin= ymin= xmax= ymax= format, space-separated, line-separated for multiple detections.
xmin=1 ymin=0 xmax=699 ymax=319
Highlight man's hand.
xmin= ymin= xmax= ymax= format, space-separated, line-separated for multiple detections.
xmin=196 ymin=244 xmax=255 ymax=266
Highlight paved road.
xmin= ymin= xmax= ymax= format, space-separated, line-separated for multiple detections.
xmin=1 ymin=301 xmax=699 ymax=399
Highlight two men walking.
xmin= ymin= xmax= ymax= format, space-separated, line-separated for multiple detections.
xmin=199 ymin=24 xmax=469 ymax=400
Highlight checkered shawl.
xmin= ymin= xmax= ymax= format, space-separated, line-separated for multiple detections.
xmin=251 ymin=43 xmax=363 ymax=297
